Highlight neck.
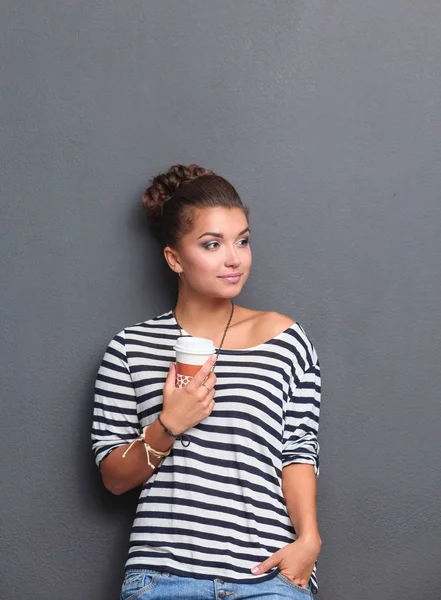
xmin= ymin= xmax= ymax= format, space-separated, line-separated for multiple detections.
xmin=173 ymin=293 xmax=234 ymax=337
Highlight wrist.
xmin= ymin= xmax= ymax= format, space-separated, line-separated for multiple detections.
xmin=297 ymin=532 xmax=322 ymax=551
xmin=143 ymin=418 xmax=175 ymax=453
xmin=158 ymin=412 xmax=180 ymax=436
xmin=158 ymin=412 xmax=191 ymax=447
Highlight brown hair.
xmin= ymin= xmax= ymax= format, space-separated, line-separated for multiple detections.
xmin=142 ymin=163 xmax=249 ymax=248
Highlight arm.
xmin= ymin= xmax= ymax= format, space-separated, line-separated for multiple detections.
xmin=251 ymin=463 xmax=321 ymax=587
xmin=99 ymin=418 xmax=175 ymax=495
xmin=92 ymin=331 xmax=217 ymax=495
xmin=282 ymin=463 xmax=322 ymax=546
xmin=281 ymin=361 xmax=322 ymax=544
xmin=91 ymin=329 xmax=158 ymax=495
xmin=251 ymin=361 xmax=322 ymax=586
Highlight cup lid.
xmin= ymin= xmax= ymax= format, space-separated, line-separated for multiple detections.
xmin=174 ymin=336 xmax=216 ymax=355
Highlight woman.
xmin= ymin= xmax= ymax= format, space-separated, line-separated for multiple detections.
xmin=92 ymin=164 xmax=322 ymax=599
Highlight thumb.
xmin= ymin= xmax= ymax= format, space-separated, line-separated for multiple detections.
xmin=163 ymin=362 xmax=176 ymax=390
xmin=251 ymin=551 xmax=280 ymax=575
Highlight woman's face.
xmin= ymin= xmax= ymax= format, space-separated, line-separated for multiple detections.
xmin=168 ymin=206 xmax=252 ymax=299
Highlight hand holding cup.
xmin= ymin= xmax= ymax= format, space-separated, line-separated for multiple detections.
xmin=161 ymin=338 xmax=217 ymax=436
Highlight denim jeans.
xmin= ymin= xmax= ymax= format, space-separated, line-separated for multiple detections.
xmin=120 ymin=569 xmax=313 ymax=600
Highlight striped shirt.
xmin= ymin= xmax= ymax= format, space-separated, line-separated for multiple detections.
xmin=92 ymin=310 xmax=321 ymax=594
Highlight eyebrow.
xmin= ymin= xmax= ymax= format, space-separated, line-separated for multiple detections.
xmin=197 ymin=227 xmax=250 ymax=240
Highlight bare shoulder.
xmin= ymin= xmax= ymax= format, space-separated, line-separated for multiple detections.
xmin=234 ymin=307 xmax=296 ymax=337
xmin=261 ymin=311 xmax=296 ymax=337
xmin=229 ymin=306 xmax=296 ymax=348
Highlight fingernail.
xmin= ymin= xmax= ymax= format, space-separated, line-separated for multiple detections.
xmin=251 ymin=566 xmax=260 ymax=574
xmin=210 ymin=355 xmax=216 ymax=363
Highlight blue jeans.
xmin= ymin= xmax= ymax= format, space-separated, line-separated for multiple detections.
xmin=120 ymin=569 xmax=313 ymax=599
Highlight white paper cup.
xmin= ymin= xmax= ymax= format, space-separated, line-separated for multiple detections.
xmin=173 ymin=336 xmax=216 ymax=388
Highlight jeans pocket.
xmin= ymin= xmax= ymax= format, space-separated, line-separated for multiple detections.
xmin=275 ymin=573 xmax=312 ymax=596
xmin=120 ymin=571 xmax=161 ymax=600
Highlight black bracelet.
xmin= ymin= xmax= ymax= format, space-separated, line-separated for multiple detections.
xmin=158 ymin=413 xmax=191 ymax=447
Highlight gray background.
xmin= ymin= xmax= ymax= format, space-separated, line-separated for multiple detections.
xmin=1 ymin=1 xmax=440 ymax=598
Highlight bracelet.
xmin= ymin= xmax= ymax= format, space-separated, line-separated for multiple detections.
xmin=158 ymin=413 xmax=191 ymax=447
xmin=122 ymin=425 xmax=171 ymax=468
xmin=142 ymin=440 xmax=170 ymax=469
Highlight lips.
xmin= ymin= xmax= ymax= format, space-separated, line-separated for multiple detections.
xmin=218 ymin=273 xmax=243 ymax=283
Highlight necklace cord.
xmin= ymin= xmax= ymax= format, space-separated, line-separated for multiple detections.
xmin=173 ymin=300 xmax=235 ymax=369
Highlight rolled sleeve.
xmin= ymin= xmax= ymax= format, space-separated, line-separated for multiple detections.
xmin=282 ymin=361 xmax=321 ymax=476
xmin=91 ymin=329 xmax=139 ymax=467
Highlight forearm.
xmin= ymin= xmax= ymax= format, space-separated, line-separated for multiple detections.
xmin=282 ymin=463 xmax=322 ymax=545
xmin=100 ymin=416 xmax=174 ymax=495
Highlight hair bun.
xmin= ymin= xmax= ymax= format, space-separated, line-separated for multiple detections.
xmin=142 ymin=163 xmax=213 ymax=230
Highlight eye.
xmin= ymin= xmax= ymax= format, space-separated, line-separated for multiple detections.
xmin=202 ymin=241 xmax=220 ymax=250
xmin=202 ymin=237 xmax=250 ymax=250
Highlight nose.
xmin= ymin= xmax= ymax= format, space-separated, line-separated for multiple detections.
xmin=225 ymin=244 xmax=241 ymax=268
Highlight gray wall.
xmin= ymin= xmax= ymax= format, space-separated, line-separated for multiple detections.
xmin=1 ymin=1 xmax=440 ymax=598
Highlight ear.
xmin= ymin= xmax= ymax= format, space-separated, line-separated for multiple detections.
xmin=163 ymin=245 xmax=182 ymax=275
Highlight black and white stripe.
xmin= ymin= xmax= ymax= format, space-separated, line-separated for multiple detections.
xmin=92 ymin=310 xmax=321 ymax=594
